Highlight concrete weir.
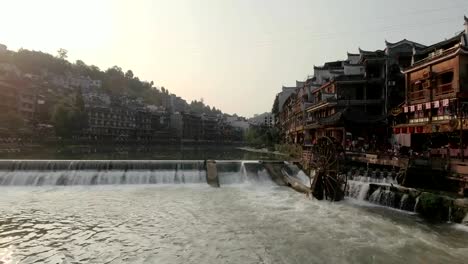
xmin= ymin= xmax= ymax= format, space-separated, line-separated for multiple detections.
xmin=205 ymin=160 xmax=220 ymax=187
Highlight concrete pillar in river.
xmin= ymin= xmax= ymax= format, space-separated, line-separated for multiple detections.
xmin=206 ymin=160 xmax=220 ymax=187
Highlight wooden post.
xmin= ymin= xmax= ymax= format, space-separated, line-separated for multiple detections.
xmin=459 ymin=100 xmax=464 ymax=162
xmin=310 ymin=170 xmax=324 ymax=200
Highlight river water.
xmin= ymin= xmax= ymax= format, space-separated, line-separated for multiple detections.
xmin=1 ymin=184 xmax=468 ymax=263
xmin=0 ymin=159 xmax=467 ymax=263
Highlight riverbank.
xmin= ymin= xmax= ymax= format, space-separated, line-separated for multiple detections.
xmin=0 ymin=144 xmax=279 ymax=161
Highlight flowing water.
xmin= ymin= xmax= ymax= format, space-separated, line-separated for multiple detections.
xmin=0 ymin=160 xmax=468 ymax=263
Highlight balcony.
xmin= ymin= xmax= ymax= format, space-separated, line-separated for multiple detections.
xmin=305 ymin=117 xmax=317 ymax=124
xmin=409 ymin=90 xmax=425 ymax=100
xmin=434 ymin=83 xmax=454 ymax=96
xmin=306 ymin=97 xmax=337 ymax=112
xmin=337 ymin=99 xmax=382 ymax=106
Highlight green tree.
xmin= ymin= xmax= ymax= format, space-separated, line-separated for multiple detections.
xmin=52 ymin=91 xmax=87 ymax=139
xmin=125 ymin=70 xmax=134 ymax=79
xmin=52 ymin=103 xmax=73 ymax=138
xmin=57 ymin=48 xmax=68 ymax=60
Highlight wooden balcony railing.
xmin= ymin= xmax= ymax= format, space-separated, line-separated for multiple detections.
xmin=434 ymin=83 xmax=454 ymax=95
xmin=409 ymin=90 xmax=425 ymax=100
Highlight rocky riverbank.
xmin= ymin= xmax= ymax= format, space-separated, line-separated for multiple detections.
xmin=351 ymin=182 xmax=468 ymax=224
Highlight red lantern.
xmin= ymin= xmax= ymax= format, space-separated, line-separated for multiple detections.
xmin=402 ymin=127 xmax=407 ymax=133
xmin=409 ymin=127 xmax=415 ymax=133
xmin=416 ymin=126 xmax=423 ymax=133
xmin=394 ymin=128 xmax=400 ymax=134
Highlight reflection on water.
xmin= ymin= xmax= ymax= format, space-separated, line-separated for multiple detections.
xmin=0 ymin=145 xmax=280 ymax=160
xmin=1 ymin=185 xmax=467 ymax=263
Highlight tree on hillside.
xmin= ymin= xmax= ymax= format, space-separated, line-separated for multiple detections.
xmin=57 ymin=48 xmax=68 ymax=60
xmin=12 ymin=49 xmax=70 ymax=74
xmin=5 ymin=47 xmax=229 ymax=121
xmin=52 ymin=90 xmax=87 ymax=139
xmin=125 ymin=70 xmax=134 ymax=79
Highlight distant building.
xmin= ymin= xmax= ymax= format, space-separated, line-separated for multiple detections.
xmin=135 ymin=110 xmax=153 ymax=140
xmin=249 ymin=112 xmax=275 ymax=128
xmin=201 ymin=114 xmax=219 ymax=140
xmin=0 ymin=44 xmax=6 ymax=53
xmin=170 ymin=113 xmax=183 ymax=138
xmin=0 ymin=63 xmax=21 ymax=80
xmin=182 ymin=113 xmax=203 ymax=141
xmin=81 ymin=87 xmax=111 ymax=108
xmin=0 ymin=80 xmax=19 ymax=117
xmin=225 ymin=115 xmax=250 ymax=131
xmin=51 ymin=75 xmax=102 ymax=90
xmin=84 ymin=107 xmax=136 ymax=140
xmin=170 ymin=95 xmax=188 ymax=113
xmin=0 ymin=79 xmax=36 ymax=121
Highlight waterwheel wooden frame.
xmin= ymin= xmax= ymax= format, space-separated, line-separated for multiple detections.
xmin=309 ymin=136 xmax=347 ymax=201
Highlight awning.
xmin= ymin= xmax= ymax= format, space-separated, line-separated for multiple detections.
xmin=319 ymin=111 xmax=344 ymax=126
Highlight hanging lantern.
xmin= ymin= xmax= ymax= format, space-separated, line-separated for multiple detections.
xmin=409 ymin=127 xmax=415 ymax=133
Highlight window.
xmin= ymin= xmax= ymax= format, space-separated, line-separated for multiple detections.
xmin=411 ymin=81 xmax=422 ymax=92
xmin=439 ymin=71 xmax=454 ymax=85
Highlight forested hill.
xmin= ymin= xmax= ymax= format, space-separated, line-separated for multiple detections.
xmin=0 ymin=47 xmax=224 ymax=116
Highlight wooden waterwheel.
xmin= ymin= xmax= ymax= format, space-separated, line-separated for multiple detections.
xmin=309 ymin=137 xmax=347 ymax=201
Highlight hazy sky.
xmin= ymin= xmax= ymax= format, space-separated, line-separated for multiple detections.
xmin=1 ymin=0 xmax=468 ymax=117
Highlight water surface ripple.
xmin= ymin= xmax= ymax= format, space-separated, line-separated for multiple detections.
xmin=0 ymin=185 xmax=467 ymax=263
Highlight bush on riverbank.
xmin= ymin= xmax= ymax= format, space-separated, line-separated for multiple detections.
xmin=244 ymin=126 xmax=279 ymax=150
xmin=275 ymin=144 xmax=302 ymax=159
xmin=416 ymin=192 xmax=453 ymax=222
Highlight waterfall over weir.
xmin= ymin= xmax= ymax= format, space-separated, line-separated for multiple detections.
xmin=0 ymin=160 xmax=292 ymax=186
xmin=0 ymin=160 xmax=209 ymax=186
xmin=346 ymin=178 xmax=418 ymax=212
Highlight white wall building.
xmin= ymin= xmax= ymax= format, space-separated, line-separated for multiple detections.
xmin=249 ymin=112 xmax=275 ymax=128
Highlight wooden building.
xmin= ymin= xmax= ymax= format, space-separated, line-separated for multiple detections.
xmin=393 ymin=17 xmax=468 ymax=150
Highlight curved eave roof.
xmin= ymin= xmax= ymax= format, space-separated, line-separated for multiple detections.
xmin=416 ymin=32 xmax=463 ymax=55
xmin=385 ymin=39 xmax=426 ymax=49
xmin=403 ymin=45 xmax=466 ymax=73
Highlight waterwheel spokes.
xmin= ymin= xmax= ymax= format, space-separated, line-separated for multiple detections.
xmin=308 ymin=136 xmax=347 ymax=202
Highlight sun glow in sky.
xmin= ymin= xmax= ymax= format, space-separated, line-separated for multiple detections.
xmin=1 ymin=0 xmax=468 ymax=117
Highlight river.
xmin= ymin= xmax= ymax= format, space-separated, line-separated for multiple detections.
xmin=0 ymin=156 xmax=467 ymax=263
xmin=0 ymin=144 xmax=280 ymax=161
xmin=0 ymin=165 xmax=468 ymax=264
